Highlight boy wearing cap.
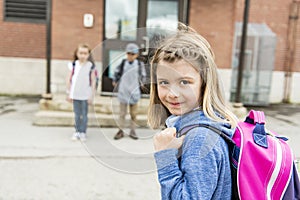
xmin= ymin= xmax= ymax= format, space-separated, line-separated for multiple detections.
xmin=112 ymin=43 xmax=146 ymax=140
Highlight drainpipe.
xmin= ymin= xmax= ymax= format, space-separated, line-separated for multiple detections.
xmin=44 ymin=0 xmax=52 ymax=100
xmin=283 ymin=1 xmax=299 ymax=103
xmin=235 ymin=0 xmax=250 ymax=104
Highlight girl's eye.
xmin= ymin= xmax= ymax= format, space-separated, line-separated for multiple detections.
xmin=158 ymin=81 xmax=168 ymax=85
xmin=180 ymin=80 xmax=190 ymax=85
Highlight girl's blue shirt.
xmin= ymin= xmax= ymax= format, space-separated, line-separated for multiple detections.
xmin=154 ymin=109 xmax=234 ymax=200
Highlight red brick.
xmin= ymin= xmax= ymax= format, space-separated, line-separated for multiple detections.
xmin=235 ymin=0 xmax=300 ymax=72
xmin=189 ymin=0 xmax=235 ymax=69
xmin=0 ymin=0 xmax=46 ymax=58
xmin=52 ymin=0 xmax=103 ymax=60
xmin=0 ymin=0 xmax=299 ymax=73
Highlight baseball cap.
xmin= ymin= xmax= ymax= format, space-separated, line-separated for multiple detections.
xmin=126 ymin=43 xmax=139 ymax=54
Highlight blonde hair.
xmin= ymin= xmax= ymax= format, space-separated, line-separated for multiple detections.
xmin=148 ymin=23 xmax=238 ymax=129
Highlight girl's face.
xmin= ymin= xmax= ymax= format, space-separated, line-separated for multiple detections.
xmin=157 ymin=60 xmax=202 ymax=116
xmin=76 ymin=47 xmax=90 ymax=63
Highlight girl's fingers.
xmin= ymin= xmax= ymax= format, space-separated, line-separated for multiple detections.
xmin=153 ymin=127 xmax=185 ymax=152
xmin=161 ymin=127 xmax=176 ymax=135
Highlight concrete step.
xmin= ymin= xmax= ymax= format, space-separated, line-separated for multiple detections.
xmin=33 ymin=110 xmax=148 ymax=127
xmin=38 ymin=94 xmax=149 ymax=114
xmin=33 ymin=94 xmax=150 ymax=127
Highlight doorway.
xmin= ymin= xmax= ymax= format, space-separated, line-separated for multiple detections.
xmin=101 ymin=0 xmax=189 ymax=94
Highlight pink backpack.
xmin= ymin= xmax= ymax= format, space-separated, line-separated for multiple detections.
xmin=178 ymin=110 xmax=300 ymax=199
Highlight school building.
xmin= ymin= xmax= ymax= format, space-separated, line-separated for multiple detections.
xmin=0 ymin=0 xmax=299 ymax=105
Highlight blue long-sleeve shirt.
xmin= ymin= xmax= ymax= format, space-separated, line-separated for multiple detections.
xmin=154 ymin=110 xmax=234 ymax=199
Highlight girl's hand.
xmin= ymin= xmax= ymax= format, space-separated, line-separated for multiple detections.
xmin=66 ymin=96 xmax=72 ymax=103
xmin=153 ymin=127 xmax=185 ymax=152
xmin=88 ymin=98 xmax=93 ymax=105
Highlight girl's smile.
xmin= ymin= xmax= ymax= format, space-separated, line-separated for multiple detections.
xmin=167 ymin=101 xmax=183 ymax=108
xmin=157 ymin=60 xmax=201 ymax=116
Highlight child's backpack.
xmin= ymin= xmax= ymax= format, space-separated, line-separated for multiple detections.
xmin=70 ymin=61 xmax=99 ymax=90
xmin=178 ymin=110 xmax=300 ymax=200
xmin=114 ymin=59 xmax=144 ymax=84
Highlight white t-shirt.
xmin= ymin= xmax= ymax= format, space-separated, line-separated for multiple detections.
xmin=68 ymin=60 xmax=93 ymax=100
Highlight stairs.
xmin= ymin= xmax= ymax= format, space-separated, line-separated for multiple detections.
xmin=33 ymin=94 xmax=149 ymax=127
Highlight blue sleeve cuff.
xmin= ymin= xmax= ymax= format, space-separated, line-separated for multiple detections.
xmin=154 ymin=148 xmax=179 ymax=170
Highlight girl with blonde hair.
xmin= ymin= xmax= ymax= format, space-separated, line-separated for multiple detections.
xmin=149 ymin=23 xmax=237 ymax=199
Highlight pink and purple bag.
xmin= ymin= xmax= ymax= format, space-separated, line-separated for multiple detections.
xmin=179 ymin=110 xmax=300 ymax=199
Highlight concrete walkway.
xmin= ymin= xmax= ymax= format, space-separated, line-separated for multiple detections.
xmin=0 ymin=96 xmax=300 ymax=199
xmin=0 ymin=97 xmax=159 ymax=200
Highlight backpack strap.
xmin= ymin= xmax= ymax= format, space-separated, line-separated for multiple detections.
xmin=89 ymin=64 xmax=95 ymax=86
xmin=70 ymin=61 xmax=95 ymax=87
xmin=119 ymin=59 xmax=126 ymax=77
xmin=244 ymin=110 xmax=268 ymax=148
xmin=138 ymin=60 xmax=142 ymax=77
xmin=115 ymin=59 xmax=126 ymax=82
xmin=177 ymin=124 xmax=235 ymax=145
xmin=246 ymin=110 xmax=265 ymax=124
xmin=69 ymin=61 xmax=76 ymax=83
xmin=116 ymin=59 xmax=143 ymax=83
xmin=121 ymin=59 xmax=142 ymax=76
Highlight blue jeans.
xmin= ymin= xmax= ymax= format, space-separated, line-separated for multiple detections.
xmin=73 ymin=100 xmax=88 ymax=133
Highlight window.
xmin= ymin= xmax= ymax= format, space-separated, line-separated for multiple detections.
xmin=4 ymin=0 xmax=47 ymax=23
xmin=105 ymin=0 xmax=138 ymax=40
xmin=146 ymin=0 xmax=178 ymax=38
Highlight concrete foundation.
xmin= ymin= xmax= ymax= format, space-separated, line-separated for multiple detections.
xmin=1 ymin=57 xmax=300 ymax=103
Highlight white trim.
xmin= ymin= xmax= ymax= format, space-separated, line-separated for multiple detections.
xmin=280 ymin=147 xmax=294 ymax=200
xmin=236 ymin=125 xmax=244 ymax=199
xmin=267 ymin=138 xmax=283 ymax=200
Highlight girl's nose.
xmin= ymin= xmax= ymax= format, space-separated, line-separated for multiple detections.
xmin=167 ymin=86 xmax=179 ymax=98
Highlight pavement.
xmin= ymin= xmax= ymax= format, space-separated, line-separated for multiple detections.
xmin=0 ymin=96 xmax=159 ymax=200
xmin=0 ymin=96 xmax=300 ymax=199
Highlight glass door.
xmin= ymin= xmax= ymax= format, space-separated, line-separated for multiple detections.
xmin=101 ymin=0 xmax=188 ymax=94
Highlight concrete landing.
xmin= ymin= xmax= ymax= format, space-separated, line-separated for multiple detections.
xmin=33 ymin=110 xmax=148 ymax=127
xmin=33 ymin=94 xmax=149 ymax=127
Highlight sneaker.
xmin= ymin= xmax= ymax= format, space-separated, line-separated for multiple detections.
xmin=71 ymin=132 xmax=80 ymax=141
xmin=129 ymin=129 xmax=138 ymax=140
xmin=114 ymin=130 xmax=124 ymax=140
xmin=79 ymin=133 xmax=87 ymax=141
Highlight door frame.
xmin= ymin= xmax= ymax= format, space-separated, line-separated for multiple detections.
xmin=101 ymin=0 xmax=190 ymax=95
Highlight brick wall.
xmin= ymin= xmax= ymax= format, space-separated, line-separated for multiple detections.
xmin=0 ymin=0 xmax=46 ymax=58
xmin=235 ymin=0 xmax=300 ymax=72
xmin=52 ymin=0 xmax=103 ymax=60
xmin=1 ymin=0 xmax=298 ymax=72
xmin=189 ymin=0 xmax=236 ymax=69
